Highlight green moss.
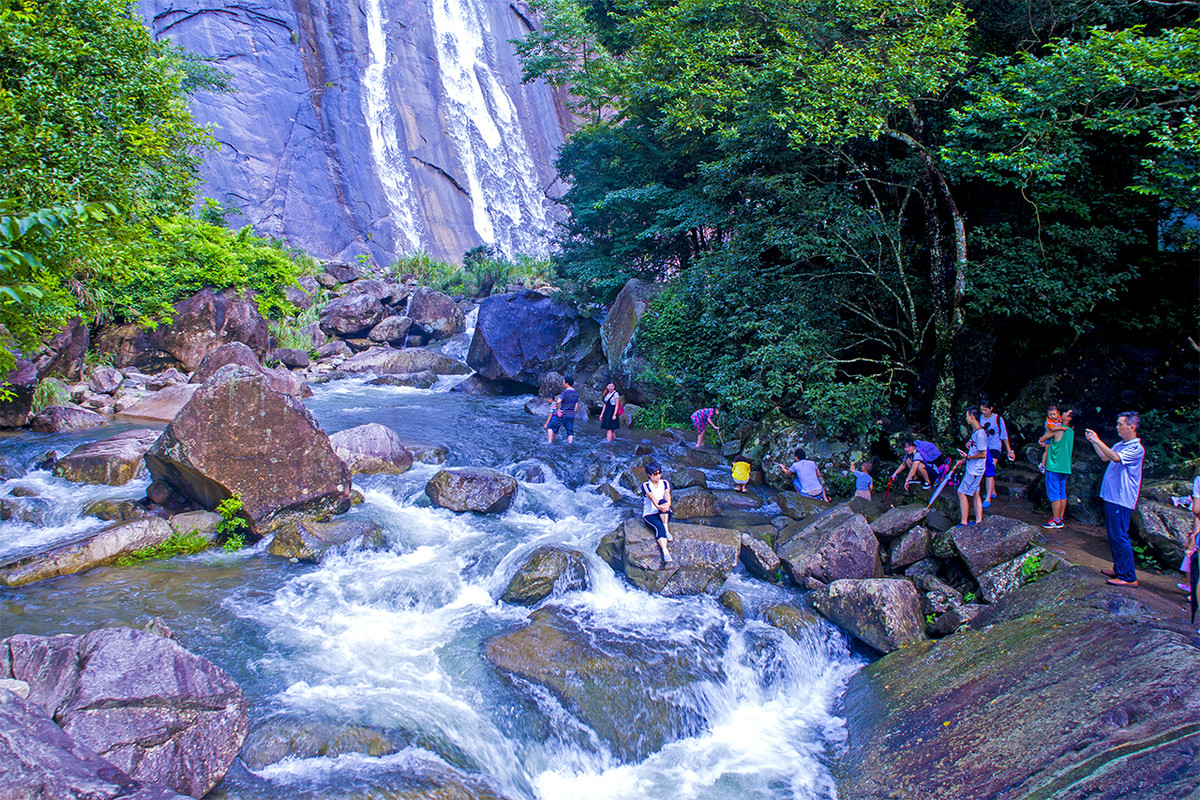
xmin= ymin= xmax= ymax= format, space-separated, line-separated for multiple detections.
xmin=115 ymin=530 xmax=211 ymax=565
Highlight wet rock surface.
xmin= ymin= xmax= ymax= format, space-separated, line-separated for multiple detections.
xmin=836 ymin=568 xmax=1200 ymax=799
xmin=500 ymin=545 xmax=589 ymax=605
xmin=484 ymin=606 xmax=721 ymax=761
xmin=266 ymin=517 xmax=385 ymax=563
xmin=425 ymin=468 xmax=518 ymax=513
xmin=29 ymin=405 xmax=106 ymax=434
xmin=0 ymin=518 xmax=174 ymax=587
xmin=145 ymin=366 xmax=351 ymax=530
xmin=809 ymin=578 xmax=926 ymax=654
xmin=52 ymin=429 xmax=161 ymax=486
xmin=2 ymin=627 xmax=247 ymax=797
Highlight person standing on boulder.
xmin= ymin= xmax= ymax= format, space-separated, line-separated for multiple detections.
xmin=979 ymin=400 xmax=1015 ymax=508
xmin=1042 ymin=409 xmax=1077 ymax=529
xmin=546 ymin=375 xmax=579 ymax=445
xmin=1086 ymin=412 xmax=1145 ymax=587
xmin=599 ymin=382 xmax=622 ymax=442
xmin=641 ymin=461 xmax=674 ymax=565
xmin=955 ymin=407 xmax=988 ymax=527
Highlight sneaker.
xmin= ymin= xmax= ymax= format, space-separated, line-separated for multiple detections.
xmin=1042 ymin=519 xmax=1058 ymax=529
xmin=921 ymin=483 xmax=931 ymax=490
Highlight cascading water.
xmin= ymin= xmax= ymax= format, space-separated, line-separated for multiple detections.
xmin=0 ymin=384 xmax=862 ymax=799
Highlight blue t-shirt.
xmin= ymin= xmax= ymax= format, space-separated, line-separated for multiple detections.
xmin=559 ymin=388 xmax=578 ymax=414
xmin=965 ymin=428 xmax=988 ymax=477
xmin=1100 ymin=437 xmax=1144 ymax=510
xmin=852 ymin=470 xmax=873 ymax=492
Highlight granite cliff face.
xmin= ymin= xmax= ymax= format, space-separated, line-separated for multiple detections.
xmin=139 ymin=0 xmax=570 ymax=264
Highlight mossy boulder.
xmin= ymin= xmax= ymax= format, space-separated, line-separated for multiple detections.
xmin=500 ymin=546 xmax=588 ymax=606
xmin=266 ymin=518 xmax=385 ymax=563
xmin=52 ymin=429 xmax=160 ymax=486
xmin=835 ymin=567 xmax=1200 ymax=799
xmin=809 ymin=578 xmax=926 ymax=653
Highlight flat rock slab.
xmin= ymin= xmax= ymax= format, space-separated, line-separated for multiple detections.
xmin=949 ymin=516 xmax=1040 ymax=580
xmin=0 ymin=518 xmax=173 ymax=587
xmin=339 ymin=348 xmax=471 ymax=376
xmin=617 ymin=518 xmax=740 ymax=596
xmin=52 ymin=429 xmax=161 ymax=486
xmin=3 ymin=627 xmax=247 ymax=798
xmin=870 ymin=505 xmax=930 ymax=539
xmin=118 ymin=384 xmax=199 ymax=422
xmin=30 ymin=405 xmax=106 ymax=433
xmin=809 ymin=578 xmax=926 ymax=654
xmin=775 ymin=491 xmax=829 ymax=520
xmin=836 ymin=568 xmax=1200 ymax=799
xmin=425 ymin=468 xmax=517 ymax=513
xmin=483 ymin=606 xmax=720 ymax=761
xmin=714 ymin=490 xmax=763 ymax=510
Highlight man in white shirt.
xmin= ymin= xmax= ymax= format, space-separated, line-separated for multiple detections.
xmin=1085 ymin=412 xmax=1145 ymax=587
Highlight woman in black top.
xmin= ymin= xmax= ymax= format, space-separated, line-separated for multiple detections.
xmin=599 ymin=382 xmax=621 ymax=442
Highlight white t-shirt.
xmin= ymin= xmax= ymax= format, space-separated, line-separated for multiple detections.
xmin=965 ymin=428 xmax=988 ymax=477
xmin=789 ymin=460 xmax=822 ymax=496
xmin=980 ymin=412 xmax=1008 ymax=451
xmin=1193 ymin=475 xmax=1200 ymax=499
xmin=643 ymin=479 xmax=670 ymax=516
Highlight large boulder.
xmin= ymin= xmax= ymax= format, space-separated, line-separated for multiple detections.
xmin=601 ymin=278 xmax=664 ymax=405
xmin=406 ymin=287 xmax=465 ymax=341
xmin=266 ymin=517 xmax=385 ymax=563
xmin=95 ymin=289 xmax=269 ymax=372
xmin=0 ymin=518 xmax=172 ymax=587
xmin=52 ymin=429 xmax=161 ymax=485
xmin=775 ymin=491 xmax=829 ymax=520
xmin=0 ymin=690 xmax=187 ymax=799
xmin=775 ymin=507 xmax=881 ymax=584
xmin=976 ymin=546 xmax=1070 ymax=604
xmin=144 ymin=366 xmax=351 ymax=531
xmin=425 ymin=468 xmax=518 ymax=513
xmin=338 ymin=347 xmax=471 ymax=376
xmin=670 ymin=486 xmax=717 ymax=519
xmin=835 ymin=568 xmax=1200 ymax=799
xmin=329 ymin=423 xmax=414 ymax=475
xmin=0 ymin=358 xmax=38 ymax=428
xmin=190 ymin=342 xmax=308 ymax=398
xmin=888 ymin=526 xmax=931 ymax=570
xmin=949 ymin=515 xmax=1040 ymax=580
xmin=29 ymin=405 xmax=106 ymax=433
xmin=3 ymin=627 xmax=247 ymax=797
xmin=500 ymin=546 xmax=589 ymax=605
xmin=869 ymin=505 xmax=931 ymax=539
xmin=369 ymin=370 xmax=437 ymax=389
xmin=367 ymin=315 xmax=413 ymax=345
xmin=319 ymin=293 xmax=385 ymax=337
xmin=809 ymin=578 xmax=926 ymax=654
xmin=1132 ymin=500 xmax=1194 ymax=566
xmin=484 ymin=606 xmax=720 ymax=761
xmin=31 ymin=319 xmax=90 ymax=381
xmin=612 ymin=518 xmax=741 ymax=596
xmin=88 ymin=367 xmax=125 ymax=395
xmin=467 ymin=291 xmax=603 ymax=389
xmin=116 ymin=384 xmax=201 ymax=422
xmin=739 ymin=533 xmax=782 ymax=580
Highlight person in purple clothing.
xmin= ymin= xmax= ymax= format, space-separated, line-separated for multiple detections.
xmin=889 ymin=438 xmax=946 ymax=489
xmin=1085 ymin=411 xmax=1145 ymax=587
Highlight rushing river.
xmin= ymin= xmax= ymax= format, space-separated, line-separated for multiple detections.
xmin=0 ymin=377 xmax=863 ymax=799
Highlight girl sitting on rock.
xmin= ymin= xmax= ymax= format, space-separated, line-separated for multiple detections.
xmin=641 ymin=461 xmax=674 ymax=565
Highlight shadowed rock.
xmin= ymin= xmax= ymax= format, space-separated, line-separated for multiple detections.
xmin=3 ymin=627 xmax=247 ymax=797
xmin=33 ymin=319 xmax=89 ymax=381
xmin=0 ymin=359 xmax=37 ymax=428
xmin=888 ymin=526 xmax=931 ymax=570
xmin=809 ymin=578 xmax=926 ymax=654
xmin=1132 ymin=500 xmax=1194 ymax=565
xmin=53 ymin=429 xmax=161 ymax=486
xmin=500 ymin=546 xmax=589 ymax=605
xmin=407 ymin=287 xmax=465 ymax=341
xmin=30 ymin=405 xmax=106 ymax=433
xmin=467 ymin=291 xmax=603 ymax=388
xmin=835 ymin=568 xmax=1200 ymax=799
xmin=775 ymin=491 xmax=829 ymax=520
xmin=977 ymin=546 xmax=1070 ymax=603
xmin=614 ymin=518 xmax=740 ymax=596
xmin=870 ymin=505 xmax=931 ymax=539
xmin=601 ymin=279 xmax=665 ymax=405
xmin=0 ymin=518 xmax=173 ymax=587
xmin=88 ymin=366 xmax=124 ymax=395
xmin=369 ymin=370 xmax=437 ymax=389
xmin=329 ymin=423 xmax=413 ymax=475
xmin=190 ymin=341 xmax=308 ymax=398
xmin=425 ymin=468 xmax=517 ymax=513
xmin=145 ymin=366 xmax=351 ymax=531
xmin=368 ymin=315 xmax=413 ymax=345
xmin=739 ymin=533 xmax=781 ymax=580
xmin=949 ymin=516 xmax=1040 ymax=580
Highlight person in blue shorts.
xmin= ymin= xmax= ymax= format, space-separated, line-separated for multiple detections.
xmin=1041 ymin=409 xmax=1076 ymax=528
xmin=545 ymin=375 xmax=579 ymax=444
xmin=955 ymin=407 xmax=988 ymax=527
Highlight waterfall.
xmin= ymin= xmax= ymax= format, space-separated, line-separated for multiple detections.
xmin=361 ymin=0 xmax=425 ymax=253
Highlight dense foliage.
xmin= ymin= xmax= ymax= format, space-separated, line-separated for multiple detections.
xmin=522 ymin=0 xmax=1199 ymax=438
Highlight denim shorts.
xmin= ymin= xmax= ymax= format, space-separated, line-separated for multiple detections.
xmin=1045 ymin=470 xmax=1069 ymax=502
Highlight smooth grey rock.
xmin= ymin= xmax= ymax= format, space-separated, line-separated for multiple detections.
xmin=889 ymin=525 xmax=931 ymax=570
xmin=117 ymin=384 xmax=200 ymax=422
xmin=775 ymin=491 xmax=829 ymax=520
xmin=870 ymin=505 xmax=931 ymax=539
xmin=615 ymin=518 xmax=740 ymax=597
xmin=145 ymin=366 xmax=351 ymax=531
xmin=367 ymin=315 xmax=413 ymax=345
xmin=425 ymin=468 xmax=517 ymax=513
xmin=666 ymin=467 xmax=707 ymax=489
xmin=601 ymin=279 xmax=665 ymax=405
xmin=3 ymin=627 xmax=247 ymax=797
xmin=0 ymin=518 xmax=173 ymax=587
xmin=167 ymin=510 xmax=223 ymax=540
xmin=950 ymin=516 xmax=1040 ymax=580
xmin=407 ymin=287 xmax=465 ymax=341
xmin=83 ymin=499 xmax=146 ymax=522
xmin=338 ymin=347 xmax=471 ymax=376
xmin=88 ymin=366 xmax=125 ymax=395
xmin=809 ymin=578 xmax=926 ymax=654
xmin=271 ymin=348 xmax=310 ymax=368
xmin=320 ymin=293 xmax=385 ymax=337
xmin=329 ymin=422 xmax=414 ymax=475
xmin=776 ymin=507 xmax=880 ymax=584
xmin=368 ymin=370 xmax=437 ymax=389
xmin=52 ymin=429 xmax=161 ymax=486
xmin=500 ymin=546 xmax=588 ymax=605
xmin=714 ymin=489 xmax=764 ymax=510
xmin=29 ymin=405 xmax=106 ymax=433
xmin=315 ymin=340 xmax=353 ymax=359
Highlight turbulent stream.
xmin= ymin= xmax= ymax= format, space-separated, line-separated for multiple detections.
xmin=0 ymin=377 xmax=863 ymax=799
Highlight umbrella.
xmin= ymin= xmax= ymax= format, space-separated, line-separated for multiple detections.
xmin=1189 ymin=549 xmax=1198 ymax=625
xmin=927 ymin=464 xmax=958 ymax=509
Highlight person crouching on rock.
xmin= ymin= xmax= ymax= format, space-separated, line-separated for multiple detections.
xmin=641 ymin=461 xmax=674 ymax=565
xmin=545 ymin=375 xmax=579 ymax=444
xmin=775 ymin=448 xmax=829 ymax=502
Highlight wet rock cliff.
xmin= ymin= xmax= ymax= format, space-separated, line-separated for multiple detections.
xmin=139 ymin=0 xmax=570 ymax=264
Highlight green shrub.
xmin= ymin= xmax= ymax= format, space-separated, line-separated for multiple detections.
xmin=269 ymin=288 xmax=329 ymax=354
xmin=1020 ymin=552 xmax=1045 ymax=582
xmin=216 ymin=496 xmax=249 ymax=552
xmin=31 ymin=378 xmax=70 ymax=412
xmin=115 ymin=529 xmax=211 ymax=565
xmin=824 ymin=474 xmax=855 ymax=498
xmin=392 ymin=251 xmax=466 ymax=294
